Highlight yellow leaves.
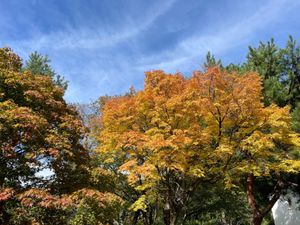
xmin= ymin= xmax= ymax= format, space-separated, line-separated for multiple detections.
xmin=91 ymin=167 xmax=114 ymax=180
xmin=119 ymin=159 xmax=157 ymax=186
xmin=45 ymin=133 xmax=72 ymax=155
xmin=290 ymin=133 xmax=300 ymax=147
xmin=129 ymin=195 xmax=148 ymax=212
xmin=188 ymin=165 xmax=205 ymax=177
xmin=224 ymin=173 xmax=238 ymax=190
xmin=135 ymin=182 xmax=155 ymax=192
xmin=241 ymin=131 xmax=274 ymax=156
xmin=0 ymin=47 xmax=22 ymax=71
xmin=144 ymin=70 xmax=185 ymax=97
xmin=158 ymin=121 xmax=170 ymax=129
xmin=103 ymin=157 xmax=115 ymax=164
xmin=119 ymin=159 xmax=137 ymax=172
xmin=99 ymin=66 xmax=300 ymax=195
xmin=264 ymin=105 xmax=300 ymax=148
xmin=278 ymin=160 xmax=300 ymax=173
xmin=170 ymin=161 xmax=186 ymax=173
xmin=60 ymin=114 xmax=87 ymax=135
xmin=213 ymin=102 xmax=222 ymax=108
xmin=216 ymin=144 xmax=234 ymax=156
xmin=266 ymin=104 xmax=291 ymax=129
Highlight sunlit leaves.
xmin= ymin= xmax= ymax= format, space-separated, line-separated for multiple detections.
xmin=0 ymin=47 xmax=91 ymax=224
xmin=99 ymin=67 xmax=300 ymax=215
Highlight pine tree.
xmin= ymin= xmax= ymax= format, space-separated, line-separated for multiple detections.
xmin=24 ymin=51 xmax=68 ymax=90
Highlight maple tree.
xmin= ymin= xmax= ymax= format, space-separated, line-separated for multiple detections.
xmin=207 ymin=37 xmax=300 ymax=222
xmin=80 ymin=97 xmax=156 ymax=225
xmin=1 ymin=36 xmax=300 ymax=224
xmin=206 ymin=36 xmax=300 ymax=110
xmin=99 ymin=70 xmax=209 ymax=225
xmin=0 ymin=47 xmax=124 ymax=224
xmin=194 ymin=68 xmax=300 ymax=225
xmin=99 ymin=67 xmax=300 ymax=225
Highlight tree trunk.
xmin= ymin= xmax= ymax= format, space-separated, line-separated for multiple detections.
xmin=164 ymin=208 xmax=184 ymax=224
xmin=132 ymin=210 xmax=140 ymax=225
xmin=247 ymin=173 xmax=263 ymax=225
xmin=252 ymin=216 xmax=263 ymax=225
xmin=163 ymin=202 xmax=179 ymax=225
xmin=163 ymin=202 xmax=171 ymax=225
xmin=246 ymin=173 xmax=283 ymax=225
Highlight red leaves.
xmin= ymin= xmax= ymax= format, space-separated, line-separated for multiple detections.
xmin=17 ymin=188 xmax=123 ymax=210
xmin=24 ymin=90 xmax=44 ymax=101
xmin=0 ymin=47 xmax=22 ymax=71
xmin=1 ymin=144 xmax=16 ymax=158
xmin=0 ymin=188 xmax=14 ymax=202
xmin=18 ymin=189 xmax=71 ymax=209
xmin=47 ymin=147 xmax=60 ymax=157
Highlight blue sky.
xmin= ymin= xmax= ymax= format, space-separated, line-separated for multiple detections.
xmin=1 ymin=0 xmax=300 ymax=103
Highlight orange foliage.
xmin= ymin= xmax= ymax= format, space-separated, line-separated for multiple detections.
xmin=99 ymin=67 xmax=300 ymax=195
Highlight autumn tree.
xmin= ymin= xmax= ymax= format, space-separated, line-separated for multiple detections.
xmin=79 ymin=96 xmax=155 ymax=225
xmin=194 ymin=68 xmax=300 ymax=225
xmin=205 ymin=37 xmax=300 ymax=223
xmin=99 ymin=67 xmax=300 ymax=225
xmin=0 ymin=47 xmax=90 ymax=223
xmin=205 ymin=36 xmax=300 ymax=110
xmin=99 ymin=71 xmax=215 ymax=225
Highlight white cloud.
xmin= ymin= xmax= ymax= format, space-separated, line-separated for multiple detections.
xmin=10 ymin=0 xmax=176 ymax=51
xmin=136 ymin=0 xmax=300 ymax=72
xmin=2 ymin=0 xmax=300 ymax=103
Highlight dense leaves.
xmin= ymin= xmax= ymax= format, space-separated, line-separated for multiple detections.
xmin=1 ymin=36 xmax=300 ymax=225
xmin=0 ymin=48 xmax=121 ymax=224
xmin=99 ymin=67 xmax=300 ymax=225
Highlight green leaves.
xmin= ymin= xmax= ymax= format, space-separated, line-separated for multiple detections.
xmin=292 ymin=105 xmax=300 ymax=133
xmin=24 ymin=51 xmax=68 ymax=90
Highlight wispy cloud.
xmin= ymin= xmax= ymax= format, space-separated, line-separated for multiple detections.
xmin=1 ymin=0 xmax=300 ymax=103
xmin=136 ymin=0 xmax=300 ymax=72
xmin=10 ymin=0 xmax=176 ymax=51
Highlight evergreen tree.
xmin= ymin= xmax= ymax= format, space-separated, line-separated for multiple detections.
xmin=203 ymin=51 xmax=222 ymax=69
xmin=292 ymin=106 xmax=300 ymax=133
xmin=282 ymin=36 xmax=300 ymax=109
xmin=247 ymin=38 xmax=286 ymax=106
xmin=24 ymin=51 xmax=68 ymax=90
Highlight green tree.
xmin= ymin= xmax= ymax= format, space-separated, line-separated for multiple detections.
xmin=184 ymin=183 xmax=251 ymax=225
xmin=245 ymin=36 xmax=300 ymax=109
xmin=246 ymin=38 xmax=286 ymax=106
xmin=281 ymin=36 xmax=300 ymax=109
xmin=24 ymin=51 xmax=68 ymax=90
xmin=292 ymin=106 xmax=300 ymax=133
xmin=203 ymin=51 xmax=222 ymax=69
